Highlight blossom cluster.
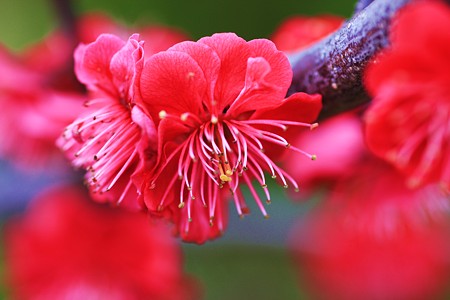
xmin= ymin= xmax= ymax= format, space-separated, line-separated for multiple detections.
xmin=57 ymin=31 xmax=322 ymax=243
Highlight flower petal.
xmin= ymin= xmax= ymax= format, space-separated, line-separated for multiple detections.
xmin=225 ymin=38 xmax=293 ymax=117
xmin=74 ymin=34 xmax=125 ymax=96
xmin=109 ymin=34 xmax=145 ymax=104
xmin=140 ymin=50 xmax=207 ymax=119
xmin=247 ymin=38 xmax=292 ymax=96
xmin=198 ymin=33 xmax=251 ymax=112
xmin=252 ymin=92 xmax=322 ymax=124
xmin=168 ymin=41 xmax=221 ymax=112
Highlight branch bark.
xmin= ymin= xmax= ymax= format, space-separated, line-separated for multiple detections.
xmin=288 ymin=0 xmax=413 ymax=119
xmin=51 ymin=0 xmax=78 ymax=47
xmin=354 ymin=0 xmax=376 ymax=14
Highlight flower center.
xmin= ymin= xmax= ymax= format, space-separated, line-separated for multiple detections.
xmin=155 ymin=109 xmax=318 ymax=226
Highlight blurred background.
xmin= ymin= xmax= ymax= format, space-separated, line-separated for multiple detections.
xmin=1 ymin=0 xmax=449 ymax=299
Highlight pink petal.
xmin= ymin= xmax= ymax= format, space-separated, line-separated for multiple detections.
xmin=74 ymin=34 xmax=125 ymax=96
xmin=252 ymin=92 xmax=322 ymax=124
xmin=226 ymin=57 xmax=280 ymax=116
xmin=168 ymin=41 xmax=221 ymax=111
xmin=198 ymin=33 xmax=251 ymax=112
xmin=247 ymin=38 xmax=292 ymax=96
xmin=110 ymin=34 xmax=145 ymax=103
xmin=225 ymin=38 xmax=294 ymax=117
xmin=140 ymin=50 xmax=207 ymax=119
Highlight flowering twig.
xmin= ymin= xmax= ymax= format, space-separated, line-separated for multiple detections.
xmin=288 ymin=0 xmax=413 ymax=119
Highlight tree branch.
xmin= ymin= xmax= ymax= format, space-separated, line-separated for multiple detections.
xmin=354 ymin=0 xmax=376 ymax=14
xmin=288 ymin=0 xmax=413 ymax=119
xmin=50 ymin=0 xmax=78 ymax=47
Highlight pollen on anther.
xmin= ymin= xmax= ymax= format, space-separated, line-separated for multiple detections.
xmin=264 ymin=215 xmax=270 ymax=220
xmin=180 ymin=113 xmax=188 ymax=121
xmin=266 ymin=199 xmax=271 ymax=205
xmin=283 ymin=184 xmax=289 ymax=189
xmin=262 ymin=184 xmax=268 ymax=188
xmin=159 ymin=110 xmax=167 ymax=119
xmin=220 ymin=174 xmax=232 ymax=182
xmin=178 ymin=202 xmax=185 ymax=209
xmin=310 ymin=123 xmax=319 ymax=130
xmin=311 ymin=154 xmax=317 ymax=160
xmin=211 ymin=115 xmax=218 ymax=124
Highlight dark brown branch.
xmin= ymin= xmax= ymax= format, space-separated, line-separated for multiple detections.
xmin=288 ymin=0 xmax=413 ymax=119
xmin=50 ymin=0 xmax=78 ymax=47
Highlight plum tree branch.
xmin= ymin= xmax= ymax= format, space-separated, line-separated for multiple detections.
xmin=353 ymin=0 xmax=376 ymax=14
xmin=288 ymin=0 xmax=413 ymax=119
xmin=51 ymin=0 xmax=78 ymax=47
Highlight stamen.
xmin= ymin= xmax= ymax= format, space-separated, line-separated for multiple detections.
xmin=288 ymin=144 xmax=317 ymax=161
xmin=180 ymin=112 xmax=203 ymax=125
xmin=159 ymin=110 xmax=167 ymax=119
xmin=116 ymin=180 xmax=133 ymax=205
xmin=243 ymin=173 xmax=269 ymax=218
xmin=310 ymin=123 xmax=319 ymax=130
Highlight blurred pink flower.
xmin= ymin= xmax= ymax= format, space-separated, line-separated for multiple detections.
xmin=271 ymin=15 xmax=344 ymax=52
xmin=57 ymin=34 xmax=157 ymax=210
xmin=283 ymin=111 xmax=365 ymax=197
xmin=139 ymin=33 xmax=322 ymax=243
xmin=75 ymin=12 xmax=189 ymax=56
xmin=3 ymin=184 xmax=200 ymax=300
xmin=364 ymin=1 xmax=450 ymax=191
xmin=0 ymin=46 xmax=84 ymax=170
xmin=290 ymin=160 xmax=450 ymax=300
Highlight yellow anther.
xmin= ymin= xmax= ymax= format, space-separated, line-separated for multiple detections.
xmin=220 ymin=174 xmax=232 ymax=182
xmin=159 ymin=110 xmax=167 ymax=119
xmin=310 ymin=123 xmax=319 ymax=130
xmin=180 ymin=113 xmax=188 ymax=121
